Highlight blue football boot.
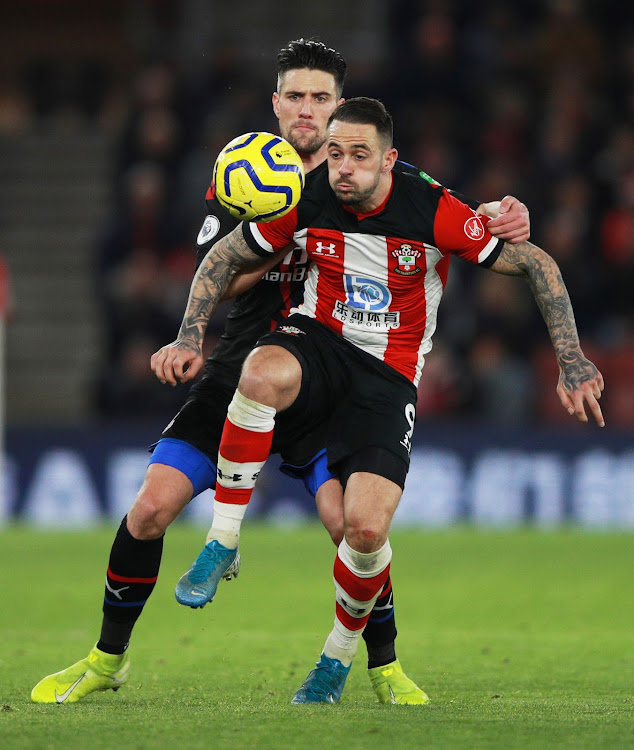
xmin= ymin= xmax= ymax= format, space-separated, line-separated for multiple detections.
xmin=291 ymin=653 xmax=352 ymax=704
xmin=174 ymin=539 xmax=240 ymax=608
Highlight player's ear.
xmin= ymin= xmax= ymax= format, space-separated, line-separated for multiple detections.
xmin=383 ymin=148 xmax=398 ymax=173
xmin=272 ymin=91 xmax=280 ymax=118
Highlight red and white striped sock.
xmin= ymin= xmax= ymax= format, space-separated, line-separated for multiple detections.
xmin=323 ymin=538 xmax=392 ymax=667
xmin=207 ymin=390 xmax=275 ymax=548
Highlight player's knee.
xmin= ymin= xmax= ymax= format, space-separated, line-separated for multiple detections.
xmin=240 ymin=346 xmax=301 ymax=407
xmin=343 ymin=520 xmax=384 ymax=553
xmin=239 ymin=358 xmax=268 ymax=397
xmin=127 ymin=490 xmax=174 ymax=539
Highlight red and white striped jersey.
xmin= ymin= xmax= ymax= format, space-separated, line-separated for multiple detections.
xmin=243 ymin=162 xmax=502 ymax=386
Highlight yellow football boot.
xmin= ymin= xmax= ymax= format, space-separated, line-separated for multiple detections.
xmin=31 ymin=646 xmax=129 ymax=704
xmin=368 ymin=659 xmax=430 ymax=705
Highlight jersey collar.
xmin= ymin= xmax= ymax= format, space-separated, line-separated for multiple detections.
xmin=342 ymin=173 xmax=394 ymax=220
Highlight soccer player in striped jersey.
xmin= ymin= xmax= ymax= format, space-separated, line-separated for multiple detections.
xmin=153 ymin=97 xmax=604 ymax=704
xmin=31 ymin=41 xmax=529 ymax=706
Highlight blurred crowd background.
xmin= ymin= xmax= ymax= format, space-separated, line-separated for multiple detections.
xmin=1 ymin=0 xmax=632 ymax=429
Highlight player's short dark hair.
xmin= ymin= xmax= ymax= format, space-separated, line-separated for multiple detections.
xmin=327 ymin=97 xmax=394 ymax=148
xmin=277 ymin=38 xmax=347 ymax=97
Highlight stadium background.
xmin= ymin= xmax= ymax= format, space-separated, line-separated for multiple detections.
xmin=0 ymin=0 xmax=632 ymax=527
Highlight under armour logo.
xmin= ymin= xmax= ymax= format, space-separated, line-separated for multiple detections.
xmin=217 ymin=468 xmax=243 ymax=482
xmin=314 ymin=241 xmax=337 ymax=255
xmin=339 ymin=595 xmax=367 ymax=616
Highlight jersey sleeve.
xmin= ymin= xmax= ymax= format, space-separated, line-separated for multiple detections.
xmin=433 ymin=189 xmax=503 ymax=267
xmin=242 ymin=207 xmax=299 ymax=257
xmin=447 ymin=189 xmax=480 ymax=211
xmin=193 ymin=189 xmax=240 ymax=269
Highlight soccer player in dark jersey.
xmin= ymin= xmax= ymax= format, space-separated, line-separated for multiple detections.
xmin=152 ymin=97 xmax=604 ymax=704
xmin=31 ymin=41 xmax=530 ymax=705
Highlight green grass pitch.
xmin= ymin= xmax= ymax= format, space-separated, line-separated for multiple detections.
xmin=1 ymin=524 xmax=632 ymax=749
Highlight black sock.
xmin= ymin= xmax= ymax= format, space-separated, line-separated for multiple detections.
xmin=98 ymin=618 xmax=137 ymax=655
xmin=363 ymin=575 xmax=397 ymax=669
xmin=97 ymin=515 xmax=163 ymax=654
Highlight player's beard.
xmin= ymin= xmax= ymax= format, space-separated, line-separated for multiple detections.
xmin=284 ymin=123 xmax=325 ymax=156
xmin=332 ymin=173 xmax=381 ymax=211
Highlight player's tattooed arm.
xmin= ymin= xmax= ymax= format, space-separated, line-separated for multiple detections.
xmin=178 ymin=227 xmax=264 ymax=346
xmin=489 ymin=241 xmax=605 ymax=426
xmin=151 ymin=227 xmax=283 ymax=385
xmin=221 ymin=252 xmax=288 ymax=300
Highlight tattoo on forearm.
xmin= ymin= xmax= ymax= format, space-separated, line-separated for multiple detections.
xmin=177 ymin=228 xmax=261 ymax=348
xmin=495 ymin=241 xmax=600 ymax=390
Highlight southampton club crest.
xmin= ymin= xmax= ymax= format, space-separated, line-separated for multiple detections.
xmin=392 ymin=244 xmax=422 ymax=275
xmin=277 ymin=325 xmax=305 ymax=336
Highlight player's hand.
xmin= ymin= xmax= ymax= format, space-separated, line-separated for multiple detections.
xmin=556 ymin=352 xmax=605 ymax=427
xmin=151 ymin=340 xmax=204 ymax=386
xmin=486 ymin=195 xmax=530 ymax=244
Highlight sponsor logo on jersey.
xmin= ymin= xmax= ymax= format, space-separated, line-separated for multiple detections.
xmin=391 ymin=244 xmax=422 ymax=275
xmin=344 ymin=276 xmax=392 ymax=311
xmin=277 ymin=325 xmax=306 ymax=336
xmin=264 ymin=247 xmax=309 ymax=283
xmin=263 ymin=266 xmax=307 ymax=283
xmin=464 ymin=215 xmax=485 ymax=240
xmin=419 ymin=170 xmax=441 ymax=187
xmin=197 ymin=214 xmax=221 ymax=245
xmin=333 ymin=300 xmax=400 ymax=330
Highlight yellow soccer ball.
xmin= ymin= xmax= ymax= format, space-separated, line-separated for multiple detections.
xmin=212 ymin=132 xmax=305 ymax=222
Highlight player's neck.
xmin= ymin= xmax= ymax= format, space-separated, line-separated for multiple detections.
xmin=301 ymin=148 xmax=328 ymax=174
xmin=355 ymin=173 xmax=394 ymax=215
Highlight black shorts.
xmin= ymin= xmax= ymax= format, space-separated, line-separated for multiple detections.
xmin=161 ymin=359 xmax=327 ymax=467
xmin=257 ymin=314 xmax=418 ymax=482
